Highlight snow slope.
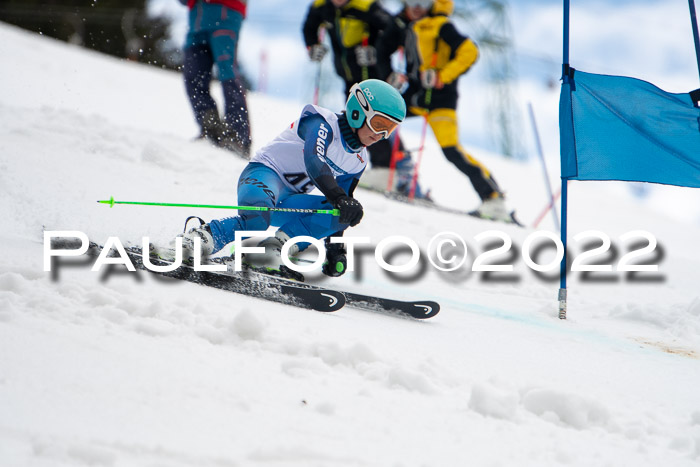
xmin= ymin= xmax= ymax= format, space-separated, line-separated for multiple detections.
xmin=1 ymin=23 xmax=700 ymax=467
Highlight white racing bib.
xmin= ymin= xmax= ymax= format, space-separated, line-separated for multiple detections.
xmin=251 ymin=105 xmax=368 ymax=193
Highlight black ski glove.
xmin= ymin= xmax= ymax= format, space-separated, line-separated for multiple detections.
xmin=334 ymin=195 xmax=363 ymax=226
xmin=322 ymin=241 xmax=347 ymax=277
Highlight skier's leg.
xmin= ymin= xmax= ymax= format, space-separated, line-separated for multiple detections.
xmin=227 ymin=183 xmax=337 ymax=275
xmin=209 ymin=7 xmax=250 ymax=156
xmin=270 ymin=194 xmax=348 ymax=251
xmin=362 ymin=130 xmax=412 ymax=193
xmin=362 ymin=138 xmax=394 ymax=191
xmin=184 ymin=5 xmax=223 ymax=140
xmin=221 ymin=77 xmax=251 ymax=156
xmin=208 ymin=163 xmax=288 ymax=252
xmin=207 ymin=12 xmax=241 ymax=84
xmin=183 ymin=42 xmax=224 ymax=137
xmin=427 ymin=108 xmax=502 ymax=201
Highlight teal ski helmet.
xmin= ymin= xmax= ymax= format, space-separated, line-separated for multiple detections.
xmin=346 ymin=79 xmax=406 ymax=138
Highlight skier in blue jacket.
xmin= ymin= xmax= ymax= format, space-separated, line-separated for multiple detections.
xmin=155 ymin=79 xmax=406 ymax=277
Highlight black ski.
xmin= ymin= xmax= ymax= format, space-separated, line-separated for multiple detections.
xmin=341 ymin=291 xmax=439 ymax=319
xmin=53 ymin=239 xmax=437 ymax=318
xmin=77 ymin=242 xmax=344 ymax=312
xmin=150 ymin=246 xmax=441 ymax=319
xmin=241 ymin=271 xmax=440 ymax=319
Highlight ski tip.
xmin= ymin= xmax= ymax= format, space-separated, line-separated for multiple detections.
xmin=411 ymin=301 xmax=440 ymax=319
xmin=316 ymin=290 xmax=346 ymax=312
xmin=509 ymin=211 xmax=524 ymax=227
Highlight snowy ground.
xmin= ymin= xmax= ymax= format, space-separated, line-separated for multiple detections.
xmin=1 ymin=23 xmax=700 ymax=467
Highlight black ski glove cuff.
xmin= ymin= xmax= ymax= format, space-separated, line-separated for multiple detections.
xmin=324 ymin=184 xmax=348 ymax=206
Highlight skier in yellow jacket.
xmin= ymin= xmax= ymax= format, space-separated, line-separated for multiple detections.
xmin=377 ymin=0 xmax=516 ymax=222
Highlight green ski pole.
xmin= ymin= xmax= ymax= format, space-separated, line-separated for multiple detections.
xmin=97 ymin=196 xmax=340 ymax=216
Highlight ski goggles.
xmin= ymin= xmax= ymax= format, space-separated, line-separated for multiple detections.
xmin=366 ymin=112 xmax=401 ymax=139
xmin=350 ymin=85 xmax=402 ymax=139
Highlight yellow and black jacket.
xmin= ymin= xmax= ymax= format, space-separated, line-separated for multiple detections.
xmin=376 ymin=1 xmax=479 ymax=109
xmin=303 ymin=0 xmax=392 ymax=91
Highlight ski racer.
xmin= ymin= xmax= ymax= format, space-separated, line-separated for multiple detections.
xmin=376 ymin=0 xmax=516 ymax=222
xmin=154 ymin=79 xmax=406 ymax=277
xmin=302 ymin=0 xmax=408 ymax=191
